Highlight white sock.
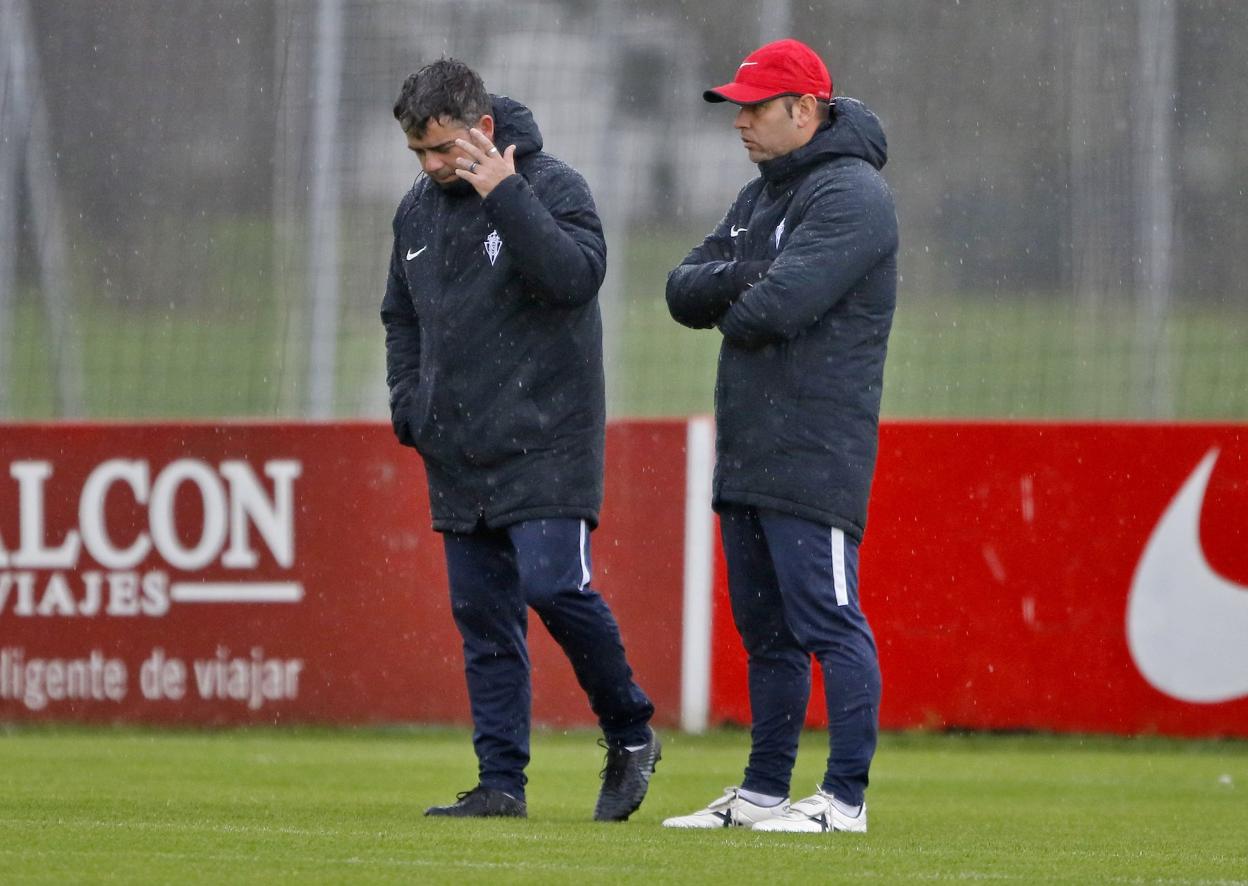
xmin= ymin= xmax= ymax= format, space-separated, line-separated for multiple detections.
xmin=738 ymin=788 xmax=786 ymax=807
xmin=830 ymin=796 xmax=862 ymax=817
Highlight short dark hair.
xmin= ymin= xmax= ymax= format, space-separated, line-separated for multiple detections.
xmin=393 ymin=58 xmax=491 ymax=137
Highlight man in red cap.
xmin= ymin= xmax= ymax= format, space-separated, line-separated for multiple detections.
xmin=664 ymin=39 xmax=898 ymax=834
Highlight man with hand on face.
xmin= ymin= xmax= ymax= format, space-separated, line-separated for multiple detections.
xmin=381 ymin=58 xmax=659 ymax=822
xmin=663 ymin=39 xmax=898 ymax=834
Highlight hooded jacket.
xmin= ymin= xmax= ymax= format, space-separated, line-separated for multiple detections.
xmin=381 ymin=96 xmax=607 ymax=533
xmin=667 ymin=98 xmax=898 ymax=541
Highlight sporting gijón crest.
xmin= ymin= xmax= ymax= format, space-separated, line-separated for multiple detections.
xmin=483 ymin=230 xmax=503 ymax=266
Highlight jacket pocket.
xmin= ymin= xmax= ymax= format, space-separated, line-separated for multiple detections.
xmin=393 ymin=385 xmax=449 ymax=463
xmin=389 ymin=387 xmax=418 ymax=447
xmin=461 ymin=396 xmax=549 ymax=467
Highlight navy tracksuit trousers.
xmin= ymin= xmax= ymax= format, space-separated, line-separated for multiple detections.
xmin=720 ymin=504 xmax=881 ymax=806
xmin=442 ymin=518 xmax=654 ymax=801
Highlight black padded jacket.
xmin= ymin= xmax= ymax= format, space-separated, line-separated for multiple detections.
xmin=381 ymin=96 xmax=607 ymax=533
xmin=667 ymin=98 xmax=898 ymax=541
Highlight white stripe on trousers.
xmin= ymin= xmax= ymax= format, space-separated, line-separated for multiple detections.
xmin=831 ymin=527 xmax=849 ymax=606
xmin=578 ymin=519 xmax=591 ymax=590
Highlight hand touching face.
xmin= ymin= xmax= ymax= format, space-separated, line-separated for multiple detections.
xmin=453 ymin=127 xmax=517 ymax=197
xmin=405 ymin=116 xmax=514 ymax=195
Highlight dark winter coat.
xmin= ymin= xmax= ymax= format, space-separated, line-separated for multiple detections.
xmin=381 ymin=96 xmax=607 ymax=533
xmin=667 ymin=98 xmax=898 ymax=541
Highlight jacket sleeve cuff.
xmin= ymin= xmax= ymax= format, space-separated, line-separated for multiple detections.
xmin=481 ymin=174 xmax=530 ymax=226
xmin=729 ymin=260 xmax=772 ymax=291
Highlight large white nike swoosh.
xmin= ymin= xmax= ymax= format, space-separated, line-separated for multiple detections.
xmin=1126 ymin=448 xmax=1248 ymax=703
xmin=406 ymin=246 xmax=426 ymax=260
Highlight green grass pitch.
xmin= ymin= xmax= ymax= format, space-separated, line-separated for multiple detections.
xmin=1 ymin=726 xmax=1246 ymax=884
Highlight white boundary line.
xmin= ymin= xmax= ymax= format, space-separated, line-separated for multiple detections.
xmin=169 ymin=583 xmax=304 ymax=604
xmin=680 ymin=416 xmax=715 ymax=733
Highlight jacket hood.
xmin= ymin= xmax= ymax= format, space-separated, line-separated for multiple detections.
xmin=490 ymin=94 xmax=543 ymax=158
xmin=759 ymin=96 xmax=888 ymax=185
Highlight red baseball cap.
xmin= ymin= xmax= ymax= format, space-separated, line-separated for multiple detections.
xmin=704 ymin=38 xmax=832 ymax=105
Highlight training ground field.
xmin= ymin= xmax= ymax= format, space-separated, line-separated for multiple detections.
xmin=1 ymin=727 xmax=1245 ymax=884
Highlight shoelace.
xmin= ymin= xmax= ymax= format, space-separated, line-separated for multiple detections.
xmin=597 ymin=738 xmax=631 ymax=782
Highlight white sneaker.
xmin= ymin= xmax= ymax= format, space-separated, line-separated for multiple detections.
xmin=661 ymin=787 xmax=789 ymax=829
xmin=752 ymin=788 xmax=867 ymax=834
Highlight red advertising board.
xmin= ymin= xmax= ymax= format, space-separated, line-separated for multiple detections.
xmin=709 ymin=422 xmax=1248 ymax=737
xmin=5 ymin=420 xmax=1247 ymax=738
xmin=0 ymin=422 xmax=687 ymax=727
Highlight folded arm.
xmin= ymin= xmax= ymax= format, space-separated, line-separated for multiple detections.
xmin=666 ymin=190 xmax=769 ymax=328
xmin=717 ymin=174 xmax=897 ymax=348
